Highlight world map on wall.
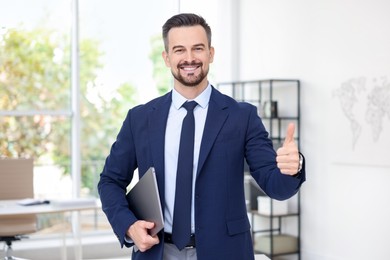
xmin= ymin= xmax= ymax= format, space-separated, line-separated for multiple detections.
xmin=333 ymin=77 xmax=390 ymax=150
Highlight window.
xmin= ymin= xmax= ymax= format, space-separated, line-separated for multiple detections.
xmin=0 ymin=0 xmax=178 ymax=239
xmin=0 ymin=1 xmax=230 ymax=247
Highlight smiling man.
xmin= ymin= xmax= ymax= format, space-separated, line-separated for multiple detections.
xmin=162 ymin=24 xmax=214 ymax=92
xmin=98 ymin=13 xmax=306 ymax=260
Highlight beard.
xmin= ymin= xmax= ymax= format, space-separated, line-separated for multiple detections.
xmin=171 ymin=62 xmax=209 ymax=87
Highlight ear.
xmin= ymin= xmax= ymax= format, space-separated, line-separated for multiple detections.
xmin=209 ymin=46 xmax=215 ymax=63
xmin=162 ymin=51 xmax=171 ymax=67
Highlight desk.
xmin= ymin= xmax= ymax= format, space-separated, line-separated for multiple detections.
xmin=0 ymin=199 xmax=101 ymax=260
xmin=0 ymin=199 xmax=100 ymax=216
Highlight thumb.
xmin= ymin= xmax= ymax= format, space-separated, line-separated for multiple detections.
xmin=283 ymin=123 xmax=295 ymax=146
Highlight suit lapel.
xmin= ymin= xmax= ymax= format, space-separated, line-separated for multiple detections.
xmin=148 ymin=92 xmax=171 ymax=197
xmin=147 ymin=88 xmax=229 ymax=183
xmin=197 ymin=88 xmax=229 ymax=176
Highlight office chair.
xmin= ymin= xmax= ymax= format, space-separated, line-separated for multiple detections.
xmin=0 ymin=158 xmax=37 ymax=260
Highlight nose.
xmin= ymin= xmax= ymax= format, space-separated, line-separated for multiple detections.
xmin=184 ymin=51 xmax=195 ymax=63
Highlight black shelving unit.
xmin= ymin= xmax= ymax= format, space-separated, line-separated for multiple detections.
xmin=216 ymin=79 xmax=301 ymax=260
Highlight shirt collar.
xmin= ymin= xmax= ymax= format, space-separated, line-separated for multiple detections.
xmin=172 ymin=83 xmax=212 ymax=110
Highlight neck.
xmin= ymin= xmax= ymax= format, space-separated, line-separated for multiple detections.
xmin=174 ymin=80 xmax=209 ymax=100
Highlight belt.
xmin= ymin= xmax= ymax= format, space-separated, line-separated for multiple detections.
xmin=164 ymin=232 xmax=196 ymax=248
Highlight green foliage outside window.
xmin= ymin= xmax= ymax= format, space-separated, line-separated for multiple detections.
xmin=149 ymin=34 xmax=171 ymax=95
xmin=0 ymin=26 xmax=137 ymax=193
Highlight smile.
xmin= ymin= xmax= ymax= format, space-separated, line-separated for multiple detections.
xmin=178 ymin=63 xmax=202 ymax=72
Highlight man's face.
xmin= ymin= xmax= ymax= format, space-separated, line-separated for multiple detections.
xmin=162 ymin=25 xmax=214 ymax=88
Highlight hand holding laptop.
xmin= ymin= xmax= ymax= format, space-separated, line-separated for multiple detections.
xmin=127 ymin=220 xmax=160 ymax=252
xmin=125 ymin=167 xmax=164 ymax=251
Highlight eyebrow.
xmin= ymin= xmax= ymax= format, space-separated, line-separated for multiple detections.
xmin=193 ymin=43 xmax=206 ymax=48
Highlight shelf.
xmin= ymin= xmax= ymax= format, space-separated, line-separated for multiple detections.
xmin=217 ymin=79 xmax=301 ymax=259
xmin=250 ymin=210 xmax=299 ymax=218
xmin=262 ymin=116 xmax=298 ymax=120
xmin=254 ymin=234 xmax=298 ymax=256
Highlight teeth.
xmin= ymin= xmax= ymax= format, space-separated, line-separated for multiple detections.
xmin=182 ymin=67 xmax=197 ymax=71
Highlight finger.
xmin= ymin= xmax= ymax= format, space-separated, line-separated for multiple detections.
xmin=277 ymin=162 xmax=298 ymax=175
xmin=276 ymin=146 xmax=288 ymax=157
xmin=128 ymin=221 xmax=154 ymax=239
xmin=276 ymin=151 xmax=298 ymax=163
xmin=283 ymin=123 xmax=295 ymax=146
xmin=142 ymin=221 xmax=156 ymax=230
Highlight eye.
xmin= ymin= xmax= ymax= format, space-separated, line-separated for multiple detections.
xmin=174 ymin=48 xmax=184 ymax=54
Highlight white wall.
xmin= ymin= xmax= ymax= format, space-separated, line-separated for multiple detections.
xmin=179 ymin=0 xmax=240 ymax=83
xmin=235 ymin=0 xmax=390 ymax=259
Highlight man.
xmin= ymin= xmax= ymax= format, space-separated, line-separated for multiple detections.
xmin=98 ymin=13 xmax=305 ymax=260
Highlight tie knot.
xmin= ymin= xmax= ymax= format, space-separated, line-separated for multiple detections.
xmin=182 ymin=101 xmax=198 ymax=112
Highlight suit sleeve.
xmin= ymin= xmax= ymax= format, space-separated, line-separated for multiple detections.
xmin=97 ymin=109 xmax=138 ymax=247
xmin=244 ymin=105 xmax=305 ymax=200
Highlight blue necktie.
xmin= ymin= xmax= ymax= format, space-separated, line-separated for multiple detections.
xmin=172 ymin=100 xmax=198 ymax=250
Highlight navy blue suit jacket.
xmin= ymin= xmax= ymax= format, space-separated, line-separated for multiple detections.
xmin=98 ymin=86 xmax=305 ymax=260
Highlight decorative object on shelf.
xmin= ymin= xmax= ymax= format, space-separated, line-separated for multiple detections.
xmin=263 ymin=101 xmax=278 ymax=118
xmin=257 ymin=196 xmax=288 ymax=215
xmin=254 ymin=234 xmax=298 ymax=255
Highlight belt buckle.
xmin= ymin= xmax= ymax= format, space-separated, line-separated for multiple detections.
xmin=184 ymin=235 xmax=196 ymax=248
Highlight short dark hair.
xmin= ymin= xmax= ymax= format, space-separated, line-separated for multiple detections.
xmin=162 ymin=13 xmax=212 ymax=52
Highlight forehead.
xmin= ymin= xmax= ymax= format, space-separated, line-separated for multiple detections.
xmin=167 ymin=25 xmax=208 ymax=49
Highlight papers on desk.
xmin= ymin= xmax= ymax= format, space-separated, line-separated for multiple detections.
xmin=17 ymin=198 xmax=50 ymax=206
xmin=17 ymin=198 xmax=97 ymax=208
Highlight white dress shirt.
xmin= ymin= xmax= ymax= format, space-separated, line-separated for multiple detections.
xmin=164 ymin=84 xmax=211 ymax=234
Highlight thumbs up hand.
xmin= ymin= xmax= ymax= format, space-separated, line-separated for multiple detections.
xmin=276 ymin=123 xmax=300 ymax=175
